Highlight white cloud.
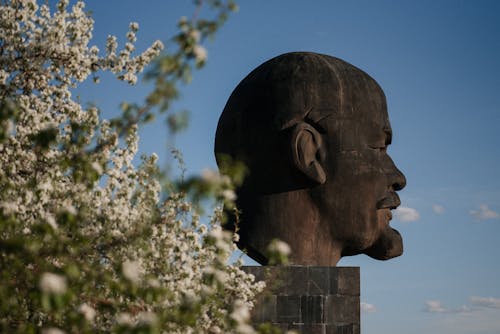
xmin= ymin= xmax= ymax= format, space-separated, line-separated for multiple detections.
xmin=427 ymin=308 xmax=500 ymax=334
xmin=432 ymin=204 xmax=445 ymax=214
xmin=423 ymin=297 xmax=500 ymax=334
xmin=394 ymin=206 xmax=420 ymax=222
xmin=424 ymin=300 xmax=447 ymax=313
xmin=424 ymin=297 xmax=500 ymax=315
xmin=453 ymin=305 xmax=474 ymax=314
xmin=470 ymin=296 xmax=500 ymax=309
xmin=360 ymin=302 xmax=377 ymax=313
xmin=423 ymin=300 xmax=470 ymax=314
xmin=470 ymin=204 xmax=499 ymax=221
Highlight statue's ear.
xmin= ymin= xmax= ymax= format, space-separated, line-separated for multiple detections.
xmin=291 ymin=122 xmax=326 ymax=184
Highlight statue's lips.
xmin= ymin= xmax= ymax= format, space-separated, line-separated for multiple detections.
xmin=376 ymin=193 xmax=401 ymax=210
xmin=365 ymin=194 xmax=404 ymax=260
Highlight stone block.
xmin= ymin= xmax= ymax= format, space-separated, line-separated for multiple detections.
xmin=257 ymin=267 xmax=288 ymax=294
xmin=252 ymin=294 xmax=276 ymax=323
xmin=301 ymin=295 xmax=325 ymax=323
xmin=242 ymin=265 xmax=261 ymax=281
xmin=307 ymin=266 xmax=330 ymax=295
xmin=273 ymin=265 xmax=308 ymax=295
xmin=325 ymin=295 xmax=360 ymax=324
xmin=289 ymin=323 xmax=327 ymax=334
xmin=326 ymin=324 xmax=360 ymax=334
xmin=330 ymin=267 xmax=360 ymax=296
xmin=276 ymin=295 xmax=301 ymax=323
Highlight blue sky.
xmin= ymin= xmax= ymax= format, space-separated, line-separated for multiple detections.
xmin=74 ymin=1 xmax=500 ymax=333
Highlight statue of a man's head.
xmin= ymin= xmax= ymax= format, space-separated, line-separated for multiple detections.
xmin=215 ymin=52 xmax=406 ymax=266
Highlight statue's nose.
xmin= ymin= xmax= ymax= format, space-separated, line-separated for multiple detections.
xmin=386 ymin=157 xmax=406 ymax=191
xmin=390 ymin=166 xmax=406 ymax=191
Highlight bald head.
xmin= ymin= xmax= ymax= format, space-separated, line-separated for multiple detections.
xmin=215 ymin=52 xmax=406 ymax=265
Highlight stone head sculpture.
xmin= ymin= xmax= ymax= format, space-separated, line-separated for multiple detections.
xmin=215 ymin=52 xmax=406 ymax=266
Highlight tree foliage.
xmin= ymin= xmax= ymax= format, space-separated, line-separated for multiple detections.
xmin=0 ymin=1 xmax=268 ymax=333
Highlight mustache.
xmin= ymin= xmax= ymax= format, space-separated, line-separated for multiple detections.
xmin=376 ymin=193 xmax=401 ymax=210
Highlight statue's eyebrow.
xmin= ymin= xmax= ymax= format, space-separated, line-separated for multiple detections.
xmin=305 ymin=108 xmax=335 ymax=124
xmin=279 ymin=108 xmax=335 ymax=131
xmin=303 ymin=108 xmax=335 ymax=132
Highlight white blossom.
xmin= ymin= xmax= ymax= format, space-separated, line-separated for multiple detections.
xmin=78 ymin=303 xmax=96 ymax=322
xmin=39 ymin=272 xmax=67 ymax=294
xmin=1 ymin=202 xmax=18 ymax=215
xmin=42 ymin=328 xmax=66 ymax=334
xmin=193 ymin=45 xmax=207 ymax=63
xmin=91 ymin=161 xmax=103 ymax=174
xmin=230 ymin=300 xmax=251 ymax=323
xmin=138 ymin=311 xmax=158 ymax=325
xmin=116 ymin=312 xmax=134 ymax=326
xmin=129 ymin=22 xmax=139 ymax=32
xmin=222 ymin=189 xmax=237 ymax=201
xmin=201 ymin=168 xmax=219 ymax=182
xmin=268 ymin=239 xmax=291 ymax=256
xmin=46 ymin=214 xmax=58 ymax=230
xmin=122 ymin=260 xmax=142 ymax=283
xmin=189 ymin=29 xmax=201 ymax=42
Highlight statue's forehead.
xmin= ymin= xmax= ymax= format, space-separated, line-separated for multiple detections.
xmin=276 ymin=78 xmax=388 ymax=131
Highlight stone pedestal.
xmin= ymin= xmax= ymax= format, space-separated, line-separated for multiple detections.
xmin=243 ymin=266 xmax=360 ymax=334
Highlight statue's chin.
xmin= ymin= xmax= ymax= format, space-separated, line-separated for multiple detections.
xmin=364 ymin=227 xmax=403 ymax=260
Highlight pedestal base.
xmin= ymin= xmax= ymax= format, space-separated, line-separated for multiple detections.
xmin=243 ymin=266 xmax=360 ymax=334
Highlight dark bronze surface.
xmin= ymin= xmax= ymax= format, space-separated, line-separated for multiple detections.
xmin=215 ymin=52 xmax=406 ymax=265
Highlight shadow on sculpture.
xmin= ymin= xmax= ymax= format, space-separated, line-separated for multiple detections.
xmin=215 ymin=52 xmax=406 ymax=266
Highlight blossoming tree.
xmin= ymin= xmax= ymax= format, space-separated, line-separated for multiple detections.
xmin=0 ymin=1 xmax=268 ymax=333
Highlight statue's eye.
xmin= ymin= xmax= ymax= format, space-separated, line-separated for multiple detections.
xmin=369 ymin=145 xmax=387 ymax=153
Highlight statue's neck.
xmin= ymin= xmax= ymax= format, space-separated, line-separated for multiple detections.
xmin=237 ymin=189 xmax=342 ymax=266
